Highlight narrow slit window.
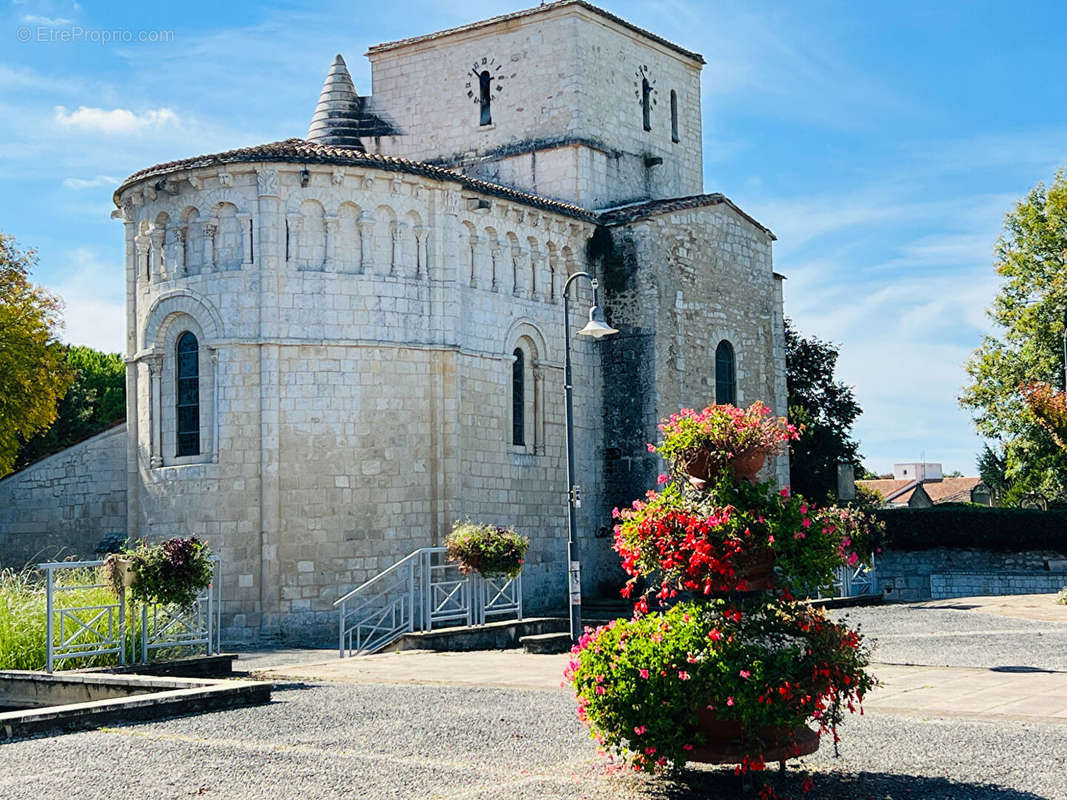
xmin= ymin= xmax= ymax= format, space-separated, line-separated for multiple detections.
xmin=479 ymin=70 xmax=493 ymax=126
xmin=715 ymin=340 xmax=737 ymax=406
xmin=642 ymin=78 xmax=652 ymax=131
xmin=670 ymin=90 xmax=679 ymax=142
xmin=512 ymin=348 xmax=525 ymax=446
xmin=176 ymin=331 xmax=200 ymax=457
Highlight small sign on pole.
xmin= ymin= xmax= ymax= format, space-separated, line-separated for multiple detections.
xmin=568 ymin=561 xmax=582 ymax=606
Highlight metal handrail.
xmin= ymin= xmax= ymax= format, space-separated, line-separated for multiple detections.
xmin=333 ymin=549 xmax=423 ymax=607
xmin=336 ymin=545 xmax=523 ymax=658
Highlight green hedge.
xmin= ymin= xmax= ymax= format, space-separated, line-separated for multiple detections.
xmin=874 ymin=505 xmax=1067 ymax=552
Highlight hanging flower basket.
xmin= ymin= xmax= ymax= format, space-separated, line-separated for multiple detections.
xmin=445 ymin=521 xmax=529 ymax=579
xmin=103 ymin=537 xmax=213 ymax=608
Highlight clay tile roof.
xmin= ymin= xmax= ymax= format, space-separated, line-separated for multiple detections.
xmin=114 ymin=139 xmax=597 ymax=222
xmin=596 ymin=193 xmax=776 ymax=239
xmin=858 ymin=477 xmax=985 ymax=506
xmin=857 ymin=479 xmax=917 ymax=504
xmin=366 ymin=1 xmax=705 ymax=65
xmin=921 ymin=477 xmax=984 ymax=504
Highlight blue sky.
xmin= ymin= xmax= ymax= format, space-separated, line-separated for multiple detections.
xmin=3 ymin=0 xmax=1067 ymax=474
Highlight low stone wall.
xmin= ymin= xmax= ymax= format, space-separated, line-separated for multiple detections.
xmin=878 ymin=548 xmax=1067 ymax=602
xmin=0 ymin=424 xmax=128 ymax=570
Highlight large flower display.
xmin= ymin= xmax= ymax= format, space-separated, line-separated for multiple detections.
xmin=568 ymin=402 xmax=880 ymax=792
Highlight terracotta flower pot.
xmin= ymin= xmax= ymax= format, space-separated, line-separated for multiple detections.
xmin=679 ymin=449 xmax=725 ymax=490
xmin=730 ymin=449 xmax=769 ymax=483
xmin=111 ymin=556 xmax=137 ymax=588
xmin=704 ymin=547 xmax=776 ymax=594
xmin=687 ymin=708 xmax=820 ymax=765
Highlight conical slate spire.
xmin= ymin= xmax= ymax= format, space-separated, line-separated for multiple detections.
xmin=307 ymin=54 xmax=367 ymax=150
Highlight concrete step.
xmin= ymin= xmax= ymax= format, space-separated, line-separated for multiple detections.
xmin=389 ymin=616 xmax=568 ymax=653
xmin=520 ymin=632 xmax=574 ymax=654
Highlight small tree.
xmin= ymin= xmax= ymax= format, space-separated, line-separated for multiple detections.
xmin=785 ymin=319 xmax=863 ymax=500
xmin=0 ymin=234 xmax=74 ymax=476
xmin=961 ymin=171 xmax=1067 ymax=504
xmin=14 ymin=345 xmax=125 ymax=469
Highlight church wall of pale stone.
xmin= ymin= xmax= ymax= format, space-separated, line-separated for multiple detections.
xmin=118 ymin=159 xmax=605 ymax=641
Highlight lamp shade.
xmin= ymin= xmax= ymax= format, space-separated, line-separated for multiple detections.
xmin=578 ymin=305 xmax=619 ymax=339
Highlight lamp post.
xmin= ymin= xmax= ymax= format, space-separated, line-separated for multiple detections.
xmin=562 ymin=271 xmax=618 ymax=643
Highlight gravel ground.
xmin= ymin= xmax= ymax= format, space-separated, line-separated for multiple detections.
xmin=1 ymin=681 xmax=1064 ymax=800
xmin=829 ymin=603 xmax=1067 ymax=671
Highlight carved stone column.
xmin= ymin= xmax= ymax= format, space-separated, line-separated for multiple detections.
xmin=134 ymin=235 xmax=150 ymax=283
xmin=237 ymin=212 xmax=253 ymax=269
xmin=324 ymin=215 xmax=339 ymax=272
xmin=511 ymin=246 xmax=524 ymax=296
xmin=149 ymin=228 xmax=166 ymax=281
xmin=147 ymin=354 xmax=164 ymax=468
xmin=390 ymin=223 xmax=403 ymax=275
xmin=414 ymin=225 xmax=429 ymax=278
xmin=533 ymin=366 xmax=545 ymax=455
xmin=209 ymin=347 xmax=220 ymax=463
xmin=202 ymin=221 xmax=217 ymax=273
xmin=529 ymin=246 xmax=543 ymax=301
xmin=468 ymin=235 xmax=481 ymax=287
xmin=490 ymin=246 xmax=502 ymax=291
xmin=175 ymin=227 xmax=187 ymax=276
xmin=358 ymin=214 xmax=375 ymax=273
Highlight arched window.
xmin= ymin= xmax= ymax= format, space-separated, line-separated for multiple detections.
xmin=479 ymin=70 xmax=493 ymax=126
xmin=512 ymin=348 xmax=525 ymax=446
xmin=641 ymin=78 xmax=652 ymax=131
xmin=670 ymin=90 xmax=679 ymax=142
xmin=176 ymin=332 xmax=200 ymax=456
xmin=715 ymin=340 xmax=736 ymax=406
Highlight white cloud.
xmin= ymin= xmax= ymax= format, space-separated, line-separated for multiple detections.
xmin=20 ymin=14 xmax=72 ymax=25
xmin=53 ymin=105 xmax=178 ymax=135
xmin=62 ymin=174 xmax=118 ymax=189
xmin=45 ymin=248 xmax=125 ymax=353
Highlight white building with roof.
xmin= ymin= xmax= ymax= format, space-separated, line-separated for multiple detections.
xmin=0 ymin=1 xmax=788 ymax=643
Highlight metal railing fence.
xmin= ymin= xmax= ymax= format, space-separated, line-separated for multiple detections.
xmin=334 ymin=546 xmax=523 ymax=658
xmin=39 ymin=557 xmax=221 ymax=673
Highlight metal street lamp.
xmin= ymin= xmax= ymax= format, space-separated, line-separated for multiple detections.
xmin=562 ymin=272 xmax=618 ymax=643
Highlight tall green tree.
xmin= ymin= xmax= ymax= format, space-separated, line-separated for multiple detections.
xmin=0 ymin=234 xmax=74 ymax=477
xmin=961 ymin=170 xmax=1067 ymax=505
xmin=14 ymin=346 xmax=125 ymax=470
xmin=785 ymin=318 xmax=864 ymax=500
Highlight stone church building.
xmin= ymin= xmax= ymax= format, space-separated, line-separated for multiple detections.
xmin=0 ymin=1 xmax=788 ymax=642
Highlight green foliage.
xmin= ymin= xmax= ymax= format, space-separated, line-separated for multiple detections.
xmin=126 ymin=537 xmax=214 ymax=608
xmin=613 ymin=477 xmax=879 ymax=602
xmin=649 ymin=402 xmax=797 ymax=469
xmin=0 ymin=566 xmax=191 ymax=671
xmin=874 ymin=506 xmax=1067 ymax=551
xmin=14 ymin=345 xmax=125 ymax=469
xmin=568 ymin=599 xmax=873 ymax=774
xmin=961 ymin=170 xmax=1067 ymax=504
xmin=0 ymin=234 xmax=75 ymax=477
xmin=445 ymin=521 xmax=529 ymax=578
xmin=1056 ymin=587 xmax=1067 ymax=606
xmin=785 ymin=319 xmax=863 ymax=500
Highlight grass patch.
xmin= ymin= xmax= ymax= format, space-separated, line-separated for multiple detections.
xmin=0 ymin=566 xmax=189 ymax=671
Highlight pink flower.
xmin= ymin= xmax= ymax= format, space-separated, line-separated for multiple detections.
xmin=595 ymin=685 xmax=605 ymax=695
xmin=657 ymin=473 xmax=668 ymax=485
xmin=800 ymin=503 xmax=808 ymax=514
xmin=708 ymin=628 xmax=722 ymax=642
xmin=767 ymin=536 xmax=775 ymax=544
xmin=848 ymin=552 xmax=859 ymax=565
xmin=739 ymin=669 xmax=750 ymax=678
xmin=683 ymin=743 xmax=694 ymax=751
xmin=727 ymin=697 xmax=735 ymax=706
xmin=634 ymin=725 xmax=647 ymax=735
xmin=802 ymin=517 xmax=812 ymax=528
xmin=795 ymin=532 xmax=806 ymax=540
xmin=639 ymin=669 xmax=650 ymax=679
xmin=646 ymin=443 xmax=656 ymax=452
xmin=678 ymin=671 xmax=690 ymax=680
